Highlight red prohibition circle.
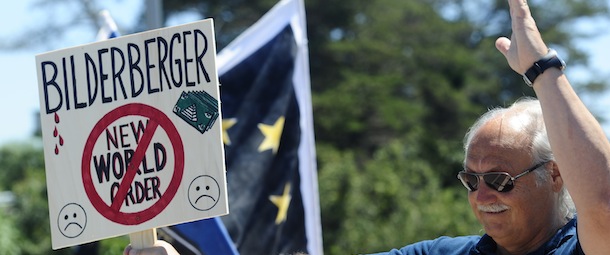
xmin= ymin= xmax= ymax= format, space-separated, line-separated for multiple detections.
xmin=82 ymin=103 xmax=184 ymax=225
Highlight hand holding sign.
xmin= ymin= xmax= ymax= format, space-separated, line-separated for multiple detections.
xmin=123 ymin=239 xmax=180 ymax=255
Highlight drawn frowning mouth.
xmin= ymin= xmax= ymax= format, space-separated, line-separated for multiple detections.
xmin=64 ymin=222 xmax=83 ymax=231
xmin=195 ymin=194 xmax=216 ymax=204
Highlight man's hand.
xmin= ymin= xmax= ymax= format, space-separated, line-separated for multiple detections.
xmin=495 ymin=0 xmax=548 ymax=74
xmin=123 ymin=240 xmax=179 ymax=255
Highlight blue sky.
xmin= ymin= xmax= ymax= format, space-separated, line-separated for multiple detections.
xmin=1 ymin=0 xmax=610 ymax=146
xmin=0 ymin=1 xmax=41 ymax=145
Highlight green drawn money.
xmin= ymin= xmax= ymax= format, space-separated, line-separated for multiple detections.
xmin=173 ymin=91 xmax=219 ymax=134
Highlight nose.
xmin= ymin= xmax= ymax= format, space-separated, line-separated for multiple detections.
xmin=473 ymin=180 xmax=497 ymax=204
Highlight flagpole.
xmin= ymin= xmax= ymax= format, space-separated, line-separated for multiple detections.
xmin=146 ymin=0 xmax=163 ymax=30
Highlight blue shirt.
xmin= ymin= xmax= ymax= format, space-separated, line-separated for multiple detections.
xmin=369 ymin=218 xmax=583 ymax=255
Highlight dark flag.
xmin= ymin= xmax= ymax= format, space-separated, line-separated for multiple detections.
xmin=160 ymin=0 xmax=323 ymax=254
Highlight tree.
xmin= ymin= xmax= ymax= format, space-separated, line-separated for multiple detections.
xmin=2 ymin=0 xmax=608 ymax=254
xmin=0 ymin=142 xmax=72 ymax=254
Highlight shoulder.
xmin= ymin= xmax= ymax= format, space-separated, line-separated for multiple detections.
xmin=368 ymin=236 xmax=481 ymax=255
xmin=549 ymin=217 xmax=584 ymax=254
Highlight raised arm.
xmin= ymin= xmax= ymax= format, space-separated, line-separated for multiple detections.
xmin=495 ymin=0 xmax=610 ymax=253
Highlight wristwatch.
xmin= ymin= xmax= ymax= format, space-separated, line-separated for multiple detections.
xmin=523 ymin=48 xmax=566 ymax=87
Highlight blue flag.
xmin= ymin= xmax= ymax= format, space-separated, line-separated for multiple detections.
xmin=160 ymin=0 xmax=323 ymax=254
xmin=96 ymin=10 xmax=120 ymax=40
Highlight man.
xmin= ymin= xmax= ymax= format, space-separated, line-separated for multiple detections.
xmin=373 ymin=97 xmax=576 ymax=255
xmin=369 ymin=0 xmax=610 ymax=254
xmin=125 ymin=0 xmax=610 ymax=254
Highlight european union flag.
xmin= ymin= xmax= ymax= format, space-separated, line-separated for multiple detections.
xmin=160 ymin=0 xmax=322 ymax=254
xmin=220 ymin=25 xmax=306 ymax=255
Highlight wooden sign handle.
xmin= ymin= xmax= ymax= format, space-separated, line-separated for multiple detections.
xmin=129 ymin=228 xmax=157 ymax=249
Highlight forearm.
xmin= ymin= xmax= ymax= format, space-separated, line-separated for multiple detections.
xmin=533 ymin=68 xmax=610 ymax=253
xmin=534 ymin=69 xmax=610 ymax=207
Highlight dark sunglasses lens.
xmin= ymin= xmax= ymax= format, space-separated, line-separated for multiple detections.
xmin=459 ymin=172 xmax=479 ymax=191
xmin=483 ymin=173 xmax=514 ymax=192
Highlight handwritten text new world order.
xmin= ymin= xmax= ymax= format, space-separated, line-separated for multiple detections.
xmin=39 ymin=29 xmax=212 ymax=114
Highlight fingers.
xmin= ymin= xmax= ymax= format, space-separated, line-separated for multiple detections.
xmin=124 ymin=245 xmax=132 ymax=255
xmin=123 ymin=241 xmax=179 ymax=255
xmin=496 ymin=0 xmax=549 ymax=74
xmin=506 ymin=0 xmax=545 ymax=51
xmin=157 ymin=240 xmax=180 ymax=254
xmin=508 ymin=0 xmax=531 ymax=19
xmin=495 ymin=37 xmax=511 ymax=56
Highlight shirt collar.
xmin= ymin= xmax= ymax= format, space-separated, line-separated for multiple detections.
xmin=474 ymin=217 xmax=577 ymax=254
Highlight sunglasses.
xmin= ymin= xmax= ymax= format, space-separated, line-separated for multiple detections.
xmin=457 ymin=161 xmax=547 ymax=192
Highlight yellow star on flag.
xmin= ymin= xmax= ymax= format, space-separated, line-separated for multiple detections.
xmin=257 ymin=116 xmax=285 ymax=153
xmin=222 ymin=118 xmax=237 ymax=145
xmin=269 ymin=182 xmax=292 ymax=225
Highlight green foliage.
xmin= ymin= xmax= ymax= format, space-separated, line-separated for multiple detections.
xmin=98 ymin=237 xmax=129 ymax=255
xmin=0 ymin=209 xmax=21 ymax=255
xmin=1 ymin=0 xmax=608 ymax=254
xmin=318 ymin=137 xmax=480 ymax=254
xmin=0 ymin=142 xmax=67 ymax=254
xmin=0 ymin=142 xmax=130 ymax=255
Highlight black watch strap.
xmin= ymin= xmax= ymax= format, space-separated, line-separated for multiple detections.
xmin=523 ymin=49 xmax=566 ymax=87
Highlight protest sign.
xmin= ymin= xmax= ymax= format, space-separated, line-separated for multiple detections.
xmin=35 ymin=19 xmax=227 ymax=249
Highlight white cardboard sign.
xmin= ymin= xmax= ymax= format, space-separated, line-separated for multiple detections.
xmin=35 ymin=19 xmax=228 ymax=249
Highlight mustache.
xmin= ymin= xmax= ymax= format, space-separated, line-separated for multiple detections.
xmin=478 ymin=203 xmax=510 ymax=213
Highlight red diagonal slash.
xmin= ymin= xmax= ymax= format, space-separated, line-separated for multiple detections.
xmin=110 ymin=120 xmax=159 ymax=211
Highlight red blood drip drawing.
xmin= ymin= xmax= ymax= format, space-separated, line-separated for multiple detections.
xmin=53 ymin=114 xmax=63 ymax=155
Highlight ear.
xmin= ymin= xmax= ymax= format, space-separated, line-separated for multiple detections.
xmin=548 ymin=161 xmax=563 ymax=192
